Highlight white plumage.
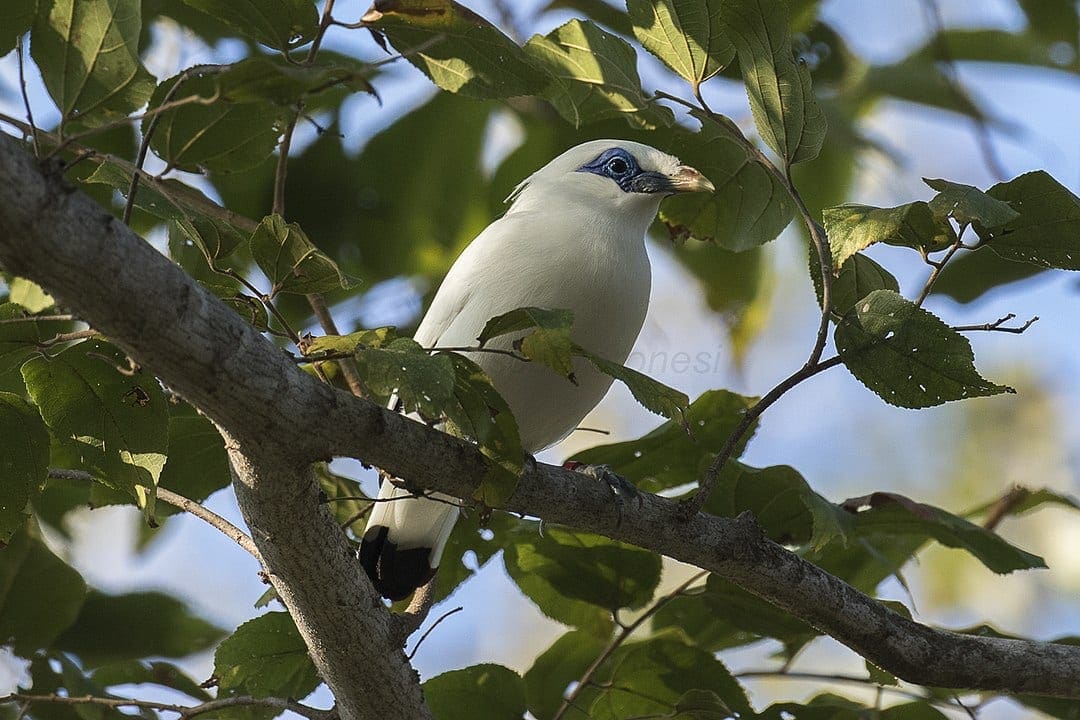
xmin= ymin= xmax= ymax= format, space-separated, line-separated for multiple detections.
xmin=359 ymin=139 xmax=714 ymax=600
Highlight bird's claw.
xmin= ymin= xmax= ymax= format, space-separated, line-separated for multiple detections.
xmin=564 ymin=462 xmax=642 ymax=526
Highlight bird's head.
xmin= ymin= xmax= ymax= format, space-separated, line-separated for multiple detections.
xmin=506 ymin=140 xmax=714 ymax=217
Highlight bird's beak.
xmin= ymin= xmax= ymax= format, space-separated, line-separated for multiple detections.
xmin=667 ymin=165 xmax=715 ymax=194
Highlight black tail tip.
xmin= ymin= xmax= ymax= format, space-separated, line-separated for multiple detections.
xmin=359 ymin=525 xmax=437 ymax=601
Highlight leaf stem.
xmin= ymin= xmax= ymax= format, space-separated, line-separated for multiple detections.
xmin=16 ymin=37 xmax=39 ymax=158
xmin=0 ymin=693 xmax=332 ymax=720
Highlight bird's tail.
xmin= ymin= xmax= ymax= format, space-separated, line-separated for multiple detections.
xmin=359 ymin=481 xmax=460 ymax=601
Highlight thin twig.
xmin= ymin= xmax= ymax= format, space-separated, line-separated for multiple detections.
xmin=272 ymin=113 xmax=298 ymax=217
xmin=915 ymin=233 xmax=969 ymax=306
xmin=0 ymin=313 xmax=76 ymax=324
xmin=47 ymin=469 xmax=263 ymax=563
xmin=0 ymin=693 xmax=333 ymax=720
xmin=39 ymin=328 xmax=98 ymax=347
xmin=980 ymin=486 xmax=1030 ymax=532
xmin=654 ymin=89 xmax=835 ymax=514
xmin=406 ymin=605 xmax=462 ymax=659
xmin=734 ymin=671 xmax=974 ymax=714
xmin=552 ymin=571 xmax=707 ymax=720
xmin=307 ymin=292 xmax=366 ymax=397
xmin=953 ymin=314 xmax=1038 ymax=334
xmin=16 ymin=37 xmax=39 ymax=158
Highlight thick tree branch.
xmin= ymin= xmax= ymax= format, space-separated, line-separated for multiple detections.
xmin=1 ymin=133 xmax=1078 ymax=700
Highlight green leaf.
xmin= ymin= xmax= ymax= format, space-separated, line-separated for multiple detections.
xmin=524 ymin=19 xmax=675 ymax=129
xmin=477 ymin=307 xmax=576 ymax=379
xmin=835 ymin=289 xmax=1014 ymax=409
xmin=672 ymin=689 xmax=732 ymax=719
xmin=362 ymin=0 xmax=546 ymax=99
xmin=157 ymin=410 xmax=231 ymax=518
xmin=840 ymin=492 xmax=1046 ymax=574
xmin=573 ymin=389 xmax=756 ymax=493
xmin=811 ymin=250 xmax=900 ymax=319
xmin=216 ymin=55 xmax=376 ymax=105
xmin=354 ymin=337 xmax=456 ymax=421
xmin=0 ymin=524 xmax=86 ymax=655
xmin=652 ymin=574 xmax=817 ymax=657
xmin=434 ymin=512 xmax=516 ymax=602
xmin=145 ymin=70 xmax=286 ymax=174
xmin=984 ymin=170 xmax=1080 ymax=270
xmin=628 ymin=0 xmax=734 ymax=87
xmin=965 ymin=486 xmax=1080 ymax=519
xmin=578 ymin=347 xmax=689 ymax=421
xmin=54 ymin=590 xmax=225 ymax=665
xmin=865 ymin=658 xmax=898 ymax=687
xmin=422 ymin=664 xmax=527 ymax=720
xmin=83 ymin=160 xmax=249 ymax=263
xmin=721 ymin=0 xmax=827 ymax=164
xmin=931 ymin=246 xmax=1045 ymax=304
xmin=823 ymin=202 xmax=956 ymax=270
xmin=8 ymin=277 xmax=55 ymax=313
xmin=660 ymin=111 xmax=794 ymax=250
xmin=524 ymin=630 xmax=608 ymax=720
xmin=443 ymin=354 xmax=523 ymax=507
xmin=180 ymin=0 xmax=319 ymax=51
xmin=0 ymin=0 xmax=35 ymax=57
xmin=706 ymin=461 xmax=848 ymax=549
xmin=31 ymin=0 xmax=155 ymax=128
xmin=304 ymin=327 xmax=396 ymax=356
xmin=90 ymin=660 xmax=212 ymax=701
xmin=22 ymin=340 xmax=169 ymax=521
xmin=504 ymin=525 xmax=660 ymax=636
xmin=214 ymin=612 xmax=320 ymax=699
xmin=0 ymin=393 xmax=49 ymax=544
xmin=923 ymin=177 xmax=1019 ymax=232
xmin=589 ymin=634 xmax=752 ymax=720
xmin=249 ymin=214 xmax=355 ymax=295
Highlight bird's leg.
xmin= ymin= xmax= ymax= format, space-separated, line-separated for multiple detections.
xmin=563 ymin=461 xmax=642 ymax=527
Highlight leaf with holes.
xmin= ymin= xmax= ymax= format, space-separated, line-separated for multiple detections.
xmin=524 ymin=19 xmax=674 ymax=129
xmin=824 ymin=202 xmax=956 ymax=269
xmin=249 ymin=215 xmax=355 ymax=296
xmin=924 ymin=177 xmax=1019 ymax=232
xmin=628 ymin=0 xmax=734 ymax=87
xmin=304 ymin=327 xmax=396 ymax=356
xmin=477 ymin=306 xmax=575 ymax=379
xmin=22 ymin=340 xmax=169 ymax=522
xmin=721 ymin=0 xmax=826 ymax=164
xmin=353 ymin=337 xmax=456 ymax=421
xmin=984 ymin=170 xmax=1080 ymax=270
xmin=811 ymin=250 xmax=900 ymax=319
xmin=835 ymin=290 xmax=1013 ymax=408
xmin=362 ymin=0 xmax=546 ymax=99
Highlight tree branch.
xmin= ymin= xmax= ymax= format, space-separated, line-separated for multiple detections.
xmin=1 ymin=133 xmax=1078 ymax=700
xmin=0 ymin=692 xmax=335 ymax=720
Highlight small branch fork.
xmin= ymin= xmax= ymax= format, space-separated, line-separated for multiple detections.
xmin=954 ymin=313 xmax=1038 ymax=335
xmin=0 ymin=693 xmax=334 ymax=720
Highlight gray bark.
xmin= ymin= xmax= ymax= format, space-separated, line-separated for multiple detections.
xmin=0 ymin=133 xmax=1077 ymax=704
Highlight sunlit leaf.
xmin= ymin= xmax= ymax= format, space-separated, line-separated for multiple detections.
xmin=923 ymin=177 xmax=1019 ymax=232
xmin=22 ymin=340 xmax=169 ymax=522
xmin=7 ymin=277 xmax=54 ymax=313
xmin=824 ymin=201 xmax=956 ymax=270
xmin=478 ymin=307 xmax=575 ymax=379
xmin=362 ymin=0 xmax=546 ymax=99
xmin=721 ymin=0 xmax=826 ymax=164
xmin=628 ymin=0 xmax=734 ymax=87
xmin=524 ymin=19 xmax=675 ymax=129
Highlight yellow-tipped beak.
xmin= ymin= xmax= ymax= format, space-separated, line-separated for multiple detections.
xmin=669 ymin=165 xmax=715 ymax=194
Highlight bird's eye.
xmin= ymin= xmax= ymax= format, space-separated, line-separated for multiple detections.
xmin=608 ymin=157 xmax=629 ymax=175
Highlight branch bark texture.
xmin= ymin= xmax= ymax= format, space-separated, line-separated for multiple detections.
xmin=0 ymin=134 xmax=1077 ymax=702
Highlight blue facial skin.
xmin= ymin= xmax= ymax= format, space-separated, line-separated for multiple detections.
xmin=576 ymin=147 xmax=676 ymax=194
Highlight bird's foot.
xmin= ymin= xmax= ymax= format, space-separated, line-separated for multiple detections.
xmin=564 ymin=461 xmax=642 ymax=526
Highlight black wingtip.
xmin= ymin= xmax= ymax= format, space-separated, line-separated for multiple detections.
xmin=359 ymin=524 xmax=437 ymax=601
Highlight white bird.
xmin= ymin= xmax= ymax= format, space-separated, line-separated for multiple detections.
xmin=359 ymin=139 xmax=714 ymax=600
